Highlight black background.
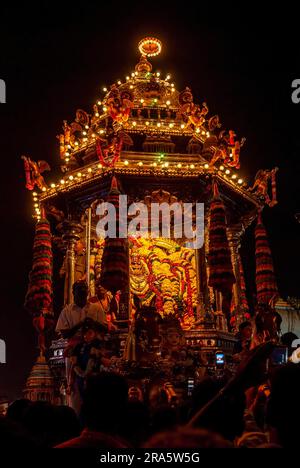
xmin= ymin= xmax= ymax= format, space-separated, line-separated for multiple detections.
xmin=0 ymin=1 xmax=299 ymax=399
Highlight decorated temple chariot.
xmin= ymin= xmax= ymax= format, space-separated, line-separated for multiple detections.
xmin=22 ymin=37 xmax=283 ymax=406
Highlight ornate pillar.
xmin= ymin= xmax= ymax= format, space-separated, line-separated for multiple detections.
xmin=228 ymin=224 xmax=244 ymax=326
xmin=85 ymin=207 xmax=92 ymax=292
xmin=62 ymin=220 xmax=83 ymax=305
xmin=195 ymin=215 xmax=216 ymax=328
xmin=195 ymin=245 xmax=210 ymax=313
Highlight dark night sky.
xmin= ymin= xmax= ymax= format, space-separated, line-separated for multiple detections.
xmin=0 ymin=1 xmax=299 ymax=399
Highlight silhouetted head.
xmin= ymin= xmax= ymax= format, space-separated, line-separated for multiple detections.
xmin=119 ymin=400 xmax=150 ymax=447
xmin=52 ymin=406 xmax=80 ymax=446
xmin=6 ymin=399 xmax=32 ymax=423
xmin=266 ymin=363 xmax=300 ymax=447
xmin=22 ymin=401 xmax=57 ymax=447
xmin=239 ymin=321 xmax=253 ymax=340
xmin=82 ymin=372 xmax=128 ymax=434
xmin=151 ymin=405 xmax=177 ymax=435
xmin=281 ymin=332 xmax=298 ymax=355
xmin=0 ymin=416 xmax=37 ymax=448
xmin=189 ymin=376 xmax=245 ymax=441
xmin=73 ymin=281 xmax=88 ymax=308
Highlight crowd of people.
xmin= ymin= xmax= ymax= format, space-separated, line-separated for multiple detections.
xmin=2 ymin=280 xmax=299 ymax=449
xmin=1 ymin=350 xmax=300 ymax=449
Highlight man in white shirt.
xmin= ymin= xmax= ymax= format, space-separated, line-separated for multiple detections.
xmin=56 ymin=281 xmax=108 ymax=336
xmin=55 ymin=280 xmax=108 ymax=414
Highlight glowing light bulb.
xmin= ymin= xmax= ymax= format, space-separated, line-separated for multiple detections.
xmin=166 ymin=74 xmax=171 ymax=80
xmin=196 ymin=128 xmax=200 ymax=133
xmin=171 ymin=83 xmax=175 ymax=87
xmin=85 ymin=125 xmax=89 ymax=129
xmin=117 ymin=80 xmax=121 ymax=85
xmin=95 ymin=113 xmax=99 ymax=117
xmin=60 ymin=179 xmax=65 ymax=185
xmin=204 ymin=163 xmax=209 ymax=169
xmin=50 ymin=183 xmax=56 ymax=188
xmin=132 ymin=121 xmax=137 ymax=126
xmin=124 ymin=160 xmax=129 ymax=166
xmin=75 ymin=141 xmax=79 ymax=146
xmin=103 ymin=106 xmax=107 ymax=112
xmin=103 ymin=87 xmax=107 ymax=92
xmin=156 ymin=72 xmax=160 ymax=77
xmin=145 ymin=121 xmax=150 ymax=126
xmin=126 ymin=76 xmax=130 ymax=80
xmin=164 ymin=162 xmax=169 ymax=167
xmin=88 ymin=167 xmax=92 ymax=173
xmin=154 ymin=98 xmax=158 ymax=103
xmin=177 ymin=163 xmax=182 ymax=168
xmin=225 ymin=169 xmax=230 ymax=175
xmin=166 ymin=100 xmax=171 ymax=106
xmin=77 ymin=172 xmax=82 ymax=177
xmin=130 ymin=85 xmax=133 ymax=89
xmin=140 ymin=99 xmax=144 ymax=103
xmin=97 ymin=163 xmax=103 ymax=169
xmin=32 ymin=192 xmax=37 ymax=196
xmin=153 ymin=162 xmax=157 ymax=167
xmin=232 ymin=174 xmax=237 ymax=179
xmin=157 ymin=122 xmax=161 ymax=127
xmin=34 ymin=203 xmax=38 ymax=208
xmin=69 ymin=175 xmax=74 ymax=180
xmin=219 ymin=165 xmax=225 ymax=171
xmin=190 ymin=164 xmax=195 ymax=169
xmin=181 ymin=124 xmax=185 ymax=129
xmin=138 ymin=161 xmax=143 ymax=166
xmin=97 ymin=100 xmax=102 ymax=105
xmin=99 ymin=129 xmax=104 ymax=134
xmin=65 ymin=158 xmax=69 ymax=162
xmin=82 ymin=131 xmax=87 ymax=136
xmin=169 ymin=123 xmax=174 ymax=128
xmin=238 ymin=178 xmax=243 ymax=184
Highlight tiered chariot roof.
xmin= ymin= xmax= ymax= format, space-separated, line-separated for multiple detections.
xmin=27 ymin=37 xmax=268 ymax=225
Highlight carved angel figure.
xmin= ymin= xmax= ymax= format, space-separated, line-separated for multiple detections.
xmin=217 ymin=130 xmax=246 ymax=169
xmin=187 ymin=102 xmax=209 ymax=130
xmin=21 ymin=156 xmax=50 ymax=191
xmin=209 ymin=144 xmax=230 ymax=167
xmin=177 ymin=87 xmax=208 ymax=132
xmin=249 ymin=167 xmax=279 ymax=207
xmin=208 ymin=115 xmax=222 ymax=132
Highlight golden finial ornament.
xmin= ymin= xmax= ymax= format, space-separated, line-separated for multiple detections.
xmin=138 ymin=37 xmax=162 ymax=57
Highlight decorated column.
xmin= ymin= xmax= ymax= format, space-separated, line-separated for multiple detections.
xmin=61 ymin=220 xmax=83 ymax=304
xmin=100 ymin=176 xmax=129 ymax=322
xmin=24 ymin=217 xmax=55 ymax=402
xmin=228 ymin=225 xmax=250 ymax=328
xmin=208 ymin=181 xmax=236 ymax=326
xmin=255 ymin=211 xmax=279 ymax=305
